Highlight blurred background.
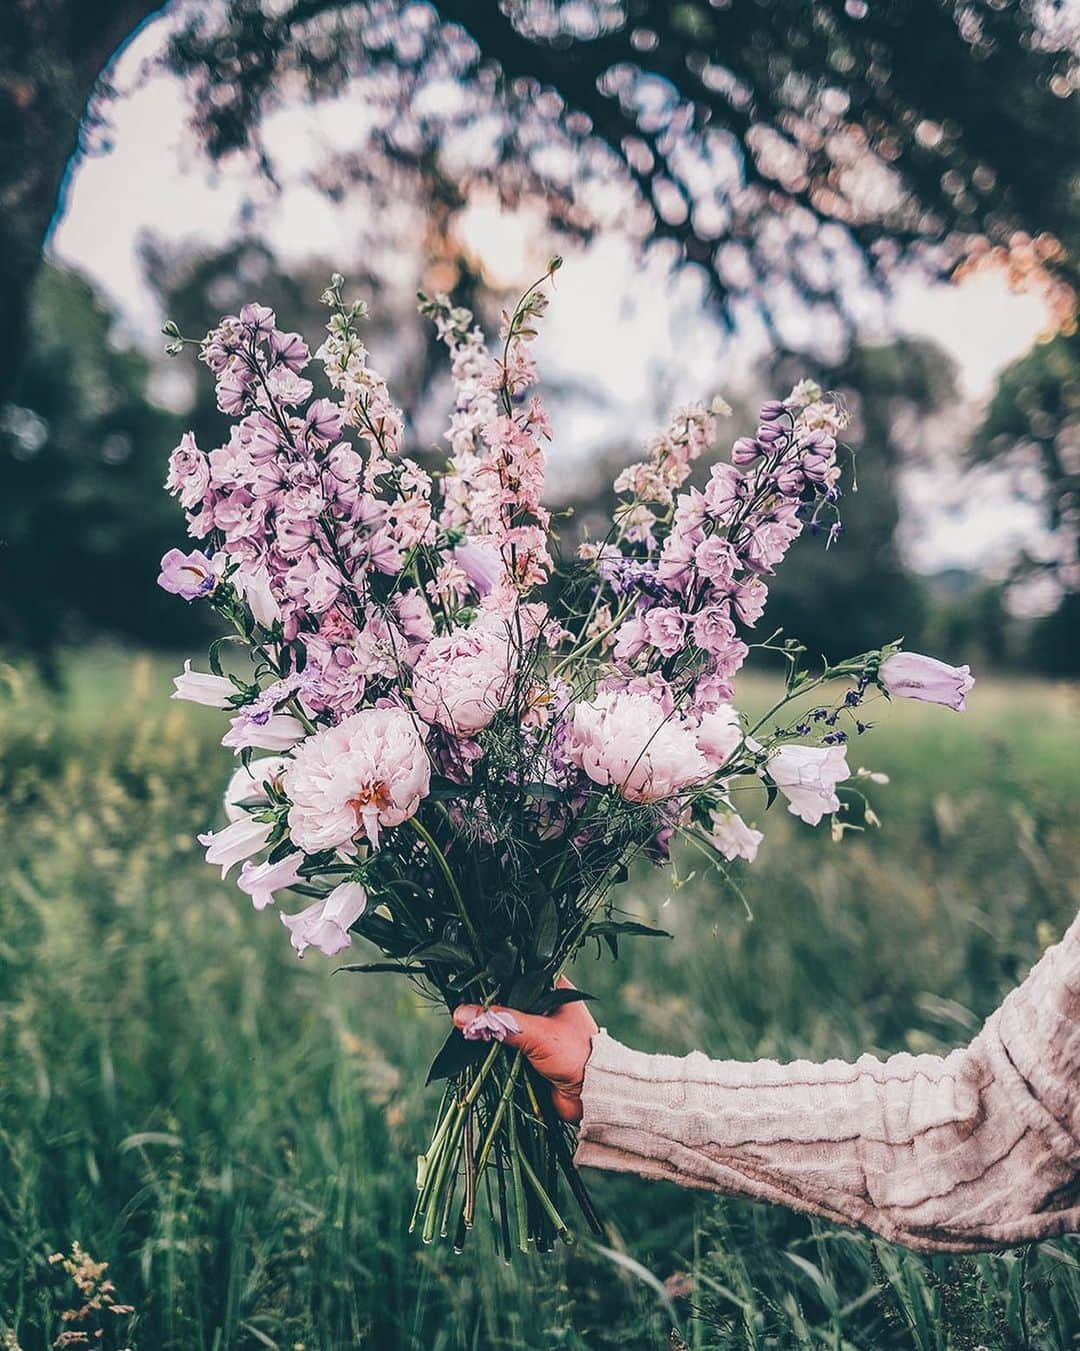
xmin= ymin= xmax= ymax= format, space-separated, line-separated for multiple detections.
xmin=2 ymin=2 xmax=1079 ymax=1347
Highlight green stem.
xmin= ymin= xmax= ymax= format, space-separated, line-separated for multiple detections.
xmin=507 ymin=1096 xmax=529 ymax=1253
xmin=407 ymin=815 xmax=481 ymax=953
xmin=475 ymin=1053 xmax=523 ymax=1175
xmin=747 ymin=657 xmax=872 ymax=736
xmin=423 ymin=1102 xmax=467 ymax=1244
xmin=518 ymin=1146 xmax=572 ymax=1244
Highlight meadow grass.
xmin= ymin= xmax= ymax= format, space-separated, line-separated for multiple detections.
xmin=1 ymin=650 xmax=1078 ymax=1349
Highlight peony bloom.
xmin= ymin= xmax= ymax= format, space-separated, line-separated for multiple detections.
xmin=461 ymin=1008 xmax=522 ymax=1042
xmin=197 ymin=815 xmax=272 ymax=876
xmin=285 ymin=707 xmax=430 ymax=851
xmin=157 ymin=548 xmax=218 ymax=601
xmin=879 ymin=652 xmax=974 ymax=713
xmin=224 ymin=757 xmax=290 ymax=822
xmin=566 ymin=690 xmax=709 ymax=803
xmin=281 ymin=881 xmax=368 ymax=957
xmin=411 ymin=625 xmax=514 ymax=736
xmin=709 ymin=808 xmax=763 ymax=863
xmin=768 ymin=743 xmax=850 ymax=826
xmin=238 ymin=851 xmax=304 ymax=911
xmin=172 ymin=660 xmax=235 ymax=708
xmin=222 ymin=712 xmax=306 ymax=754
xmin=696 ymin=705 xmax=743 ymax=770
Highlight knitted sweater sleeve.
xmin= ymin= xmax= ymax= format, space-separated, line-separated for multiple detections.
xmin=574 ymin=914 xmax=1080 ymax=1252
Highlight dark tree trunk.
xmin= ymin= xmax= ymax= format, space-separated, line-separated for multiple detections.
xmin=0 ymin=0 xmax=166 ymax=400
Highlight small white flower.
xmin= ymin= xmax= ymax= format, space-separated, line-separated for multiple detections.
xmin=768 ymin=744 xmax=850 ymax=826
xmin=172 ymin=660 xmax=235 ymax=708
xmin=708 ymin=809 xmax=763 ymax=863
xmin=197 ymin=816 xmax=272 ymax=877
xmin=281 ymin=881 xmax=368 ymax=957
xmin=238 ymin=851 xmax=304 ymax=911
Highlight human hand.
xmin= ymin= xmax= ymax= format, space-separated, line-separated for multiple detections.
xmin=452 ymin=978 xmax=598 ymax=1125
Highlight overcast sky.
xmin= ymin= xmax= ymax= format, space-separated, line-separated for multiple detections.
xmin=49 ymin=7 xmax=1053 ymax=581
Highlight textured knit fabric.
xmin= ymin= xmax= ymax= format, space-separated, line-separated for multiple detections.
xmin=575 ymin=913 xmax=1080 ymax=1252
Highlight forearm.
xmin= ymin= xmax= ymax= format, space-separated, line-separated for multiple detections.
xmin=575 ymin=915 xmax=1080 ymax=1252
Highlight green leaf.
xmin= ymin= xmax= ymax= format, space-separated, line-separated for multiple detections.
xmin=266 ymin=836 xmax=297 ymax=865
xmin=521 ymin=781 xmax=564 ymax=803
xmin=589 ymin=920 xmax=672 ymax=941
xmin=485 ymin=940 xmax=518 ymax=988
xmin=410 ymin=939 xmax=473 ymax=966
xmin=532 ymin=897 xmax=559 ymax=965
xmin=352 ymin=912 xmax=413 ymax=956
xmin=207 ymin=635 xmax=235 ymax=677
xmin=506 ymin=970 xmax=546 ymax=1011
xmin=334 ymin=961 xmax=423 ymax=976
xmin=425 ymin=1029 xmax=489 ymax=1085
xmin=531 ymin=988 xmax=596 ymax=1015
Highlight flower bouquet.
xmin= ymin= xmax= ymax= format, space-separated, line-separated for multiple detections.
xmin=159 ymin=261 xmax=973 ymax=1255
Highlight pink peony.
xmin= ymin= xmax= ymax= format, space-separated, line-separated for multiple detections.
xmin=281 ymin=881 xmax=368 ymax=956
xmin=879 ymin=652 xmax=974 ymax=712
xmin=696 ymin=705 xmax=743 ymax=769
xmin=768 ymin=743 xmax=850 ymax=825
xmin=566 ymin=689 xmax=709 ymax=803
xmin=284 ymin=708 xmax=430 ymax=851
xmin=411 ymin=625 xmax=514 ymax=736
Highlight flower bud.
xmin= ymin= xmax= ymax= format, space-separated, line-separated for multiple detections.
xmin=732 ymin=436 xmax=760 ymax=465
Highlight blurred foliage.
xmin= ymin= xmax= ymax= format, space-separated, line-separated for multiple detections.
xmin=4 ymin=1 xmax=1079 ymax=404
xmin=1 ymin=656 xmax=1078 ymax=1347
xmin=761 ymin=339 xmax=961 ymax=662
xmin=166 ymin=0 xmax=1080 ymax=342
xmin=0 ymin=266 xmax=207 ymax=672
xmin=973 ymin=327 xmax=1080 ymax=600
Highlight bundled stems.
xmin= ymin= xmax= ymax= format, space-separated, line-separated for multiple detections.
xmin=410 ymin=1042 xmax=599 ymax=1253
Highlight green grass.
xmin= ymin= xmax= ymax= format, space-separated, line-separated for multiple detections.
xmin=1 ymin=651 xmax=1078 ymax=1348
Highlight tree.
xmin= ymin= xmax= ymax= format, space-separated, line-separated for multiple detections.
xmin=0 ymin=0 xmax=167 ymax=388
xmin=0 ymin=264 xmax=196 ymax=667
xmin=3 ymin=0 xmax=1077 ymax=402
xmin=971 ymin=326 xmax=1080 ymax=603
xmin=761 ymin=339 xmax=963 ymax=661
